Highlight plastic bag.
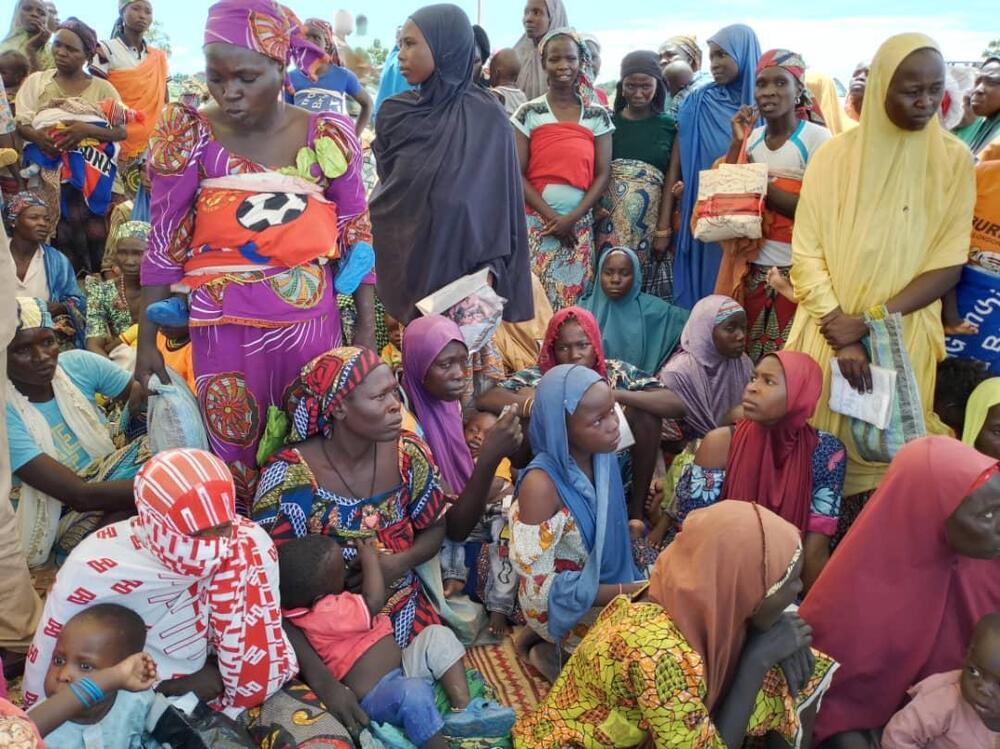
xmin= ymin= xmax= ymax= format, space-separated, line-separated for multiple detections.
xmin=416 ymin=269 xmax=507 ymax=353
xmin=147 ymin=367 xmax=209 ymax=454
xmin=148 ymin=694 xmax=257 ymax=749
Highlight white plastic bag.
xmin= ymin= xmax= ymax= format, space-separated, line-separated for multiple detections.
xmin=147 ymin=367 xmax=210 ymax=454
xmin=416 ymin=268 xmax=506 ymax=353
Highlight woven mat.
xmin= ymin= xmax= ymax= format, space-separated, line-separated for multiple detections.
xmin=464 ymin=636 xmax=549 ymax=717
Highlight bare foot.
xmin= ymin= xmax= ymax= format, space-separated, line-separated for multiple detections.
xmin=514 ymin=627 xmax=541 ymax=663
xmin=489 ymin=611 xmax=513 ymax=638
xmin=527 ymin=642 xmax=562 ymax=684
xmin=443 ymin=578 xmax=465 ymax=598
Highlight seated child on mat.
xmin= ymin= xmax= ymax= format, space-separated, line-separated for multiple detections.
xmin=882 ymin=612 xmax=1000 ymax=749
xmin=278 ymin=536 xmax=515 ymax=748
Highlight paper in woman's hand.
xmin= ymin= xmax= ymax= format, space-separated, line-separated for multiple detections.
xmin=828 ymin=361 xmax=896 ymax=430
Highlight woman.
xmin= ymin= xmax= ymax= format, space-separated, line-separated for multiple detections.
xmin=512 ymin=28 xmax=612 ymax=310
xmin=5 ymin=192 xmax=85 ymax=349
xmin=806 ymin=69 xmax=851 ymax=135
xmin=371 ymin=5 xmax=532 ymax=325
xmin=580 ymin=247 xmax=687 ymax=375
xmin=962 ymin=377 xmax=1000 ymax=458
xmin=515 ymin=501 xmax=836 ymax=749
xmin=784 ymin=34 xmax=975 ymax=509
xmin=514 ymin=0 xmax=567 ymax=101
xmin=253 ymin=347 xmax=449 ymax=649
xmin=715 ymin=49 xmax=831 ymax=361
xmin=844 ymin=61 xmax=869 ymax=123
xmin=0 ymin=1 xmax=53 ymax=73
xmin=659 ymin=294 xmax=754 ymax=439
xmin=14 ymin=18 xmax=125 ymax=273
xmin=672 ymin=24 xmax=761 ymax=309
xmin=137 ymin=0 xmax=376 ymax=509
xmin=966 ymin=56 xmax=999 ymax=157
xmin=89 ymin=0 xmax=168 ymax=201
xmin=595 ymin=50 xmax=678 ymax=300
xmin=510 ymin=364 xmax=644 ymax=680
xmin=675 ymin=351 xmax=845 ymax=591
xmin=6 ymin=297 xmax=148 ymax=569
xmin=801 ymin=436 xmax=1000 ymax=746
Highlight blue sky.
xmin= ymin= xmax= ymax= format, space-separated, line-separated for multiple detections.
xmin=52 ymin=0 xmax=995 ymax=82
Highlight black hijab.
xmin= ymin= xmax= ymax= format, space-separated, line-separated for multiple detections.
xmin=614 ymin=50 xmax=668 ymax=115
xmin=371 ymin=4 xmax=533 ymax=324
xmin=472 ymin=23 xmax=490 ymax=87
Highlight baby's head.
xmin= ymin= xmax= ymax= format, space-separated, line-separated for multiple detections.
xmin=489 ymin=48 xmax=521 ymax=87
xmin=961 ymin=612 xmax=1000 ymax=731
xmin=663 ymin=59 xmax=694 ymax=96
xmin=0 ymin=51 xmax=29 ymax=93
xmin=384 ymin=311 xmax=404 ymax=351
xmin=934 ymin=357 xmax=989 ymax=436
xmin=44 ymin=604 xmax=147 ymax=721
xmin=278 ymin=535 xmax=345 ymax=609
xmin=463 ymin=409 xmax=498 ymax=459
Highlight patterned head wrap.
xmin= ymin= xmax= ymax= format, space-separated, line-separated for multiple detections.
xmin=58 ymin=17 xmax=98 ymax=59
xmin=539 ymin=27 xmax=595 ymax=105
xmin=661 ymin=34 xmax=702 ymax=68
xmin=3 ymin=191 xmax=47 ymax=229
xmin=204 ymin=0 xmax=326 ymax=80
xmin=756 ymin=48 xmax=825 ymax=125
xmin=714 ymin=297 xmax=745 ymax=325
xmin=304 ymin=17 xmax=337 ymax=62
xmin=112 ymin=219 xmax=151 ymax=245
xmin=15 ymin=297 xmax=54 ymax=333
xmin=284 ymin=346 xmax=384 ymax=442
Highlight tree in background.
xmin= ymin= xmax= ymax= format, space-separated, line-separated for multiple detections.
xmin=148 ymin=20 xmax=171 ymax=57
xmin=985 ymin=39 xmax=999 ymax=59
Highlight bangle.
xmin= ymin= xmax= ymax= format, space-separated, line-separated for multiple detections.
xmin=618 ymin=583 xmax=623 ymax=596
xmin=523 ymin=397 xmax=534 ymax=418
xmin=69 ymin=682 xmax=92 ymax=708
xmin=864 ymin=304 xmax=888 ymax=324
xmin=77 ymin=677 xmax=105 ymax=704
xmin=653 ymin=228 xmax=671 ymax=238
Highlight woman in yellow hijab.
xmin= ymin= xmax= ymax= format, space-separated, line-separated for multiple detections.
xmin=962 ymin=378 xmax=1000 ymax=458
xmin=805 ymin=70 xmax=854 ymax=136
xmin=785 ymin=34 xmax=975 ymax=517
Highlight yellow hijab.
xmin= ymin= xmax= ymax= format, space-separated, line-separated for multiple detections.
xmin=962 ymin=378 xmax=1000 ymax=448
xmin=805 ymin=70 xmax=854 ymax=136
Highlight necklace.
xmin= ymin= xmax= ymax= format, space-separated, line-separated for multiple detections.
xmin=322 ymin=439 xmax=378 ymax=499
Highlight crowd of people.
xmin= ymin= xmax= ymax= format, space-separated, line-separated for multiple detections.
xmin=0 ymin=0 xmax=998 ymax=747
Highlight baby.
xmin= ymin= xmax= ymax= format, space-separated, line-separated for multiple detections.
xmin=662 ymin=59 xmax=694 ymax=97
xmin=381 ymin=310 xmax=404 ymax=372
xmin=278 ymin=536 xmax=515 ymax=748
xmin=488 ymin=48 xmax=528 ymax=116
xmin=882 ymin=612 xmax=1000 ymax=748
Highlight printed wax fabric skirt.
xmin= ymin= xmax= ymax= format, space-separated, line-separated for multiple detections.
xmin=527 ymin=184 xmax=595 ymax=311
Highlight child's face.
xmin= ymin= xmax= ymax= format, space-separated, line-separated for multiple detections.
xmin=464 ymin=412 xmax=498 ymax=459
xmin=44 ymin=618 xmax=123 ymax=720
xmin=961 ymin=627 xmax=1000 ymax=730
xmin=600 ymin=252 xmax=634 ymax=301
xmin=385 ymin=313 xmax=403 ymax=350
xmin=0 ymin=59 xmax=28 ymax=92
xmin=321 ymin=545 xmax=347 ymax=597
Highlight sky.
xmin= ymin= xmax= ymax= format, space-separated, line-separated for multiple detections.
xmin=49 ymin=0 xmax=995 ymax=84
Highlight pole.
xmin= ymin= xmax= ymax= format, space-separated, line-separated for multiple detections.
xmin=477 ymin=0 xmax=485 ymax=25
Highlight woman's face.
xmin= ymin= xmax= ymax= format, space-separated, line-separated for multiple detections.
xmin=522 ymin=0 xmax=550 ymax=42
xmin=708 ymin=42 xmax=739 ymax=86
xmin=340 ymin=364 xmax=404 ymax=443
xmin=849 ymin=63 xmax=869 ymax=97
xmin=422 ymin=340 xmax=468 ymax=402
xmin=52 ymin=29 xmax=87 ymax=75
xmin=123 ymin=0 xmax=152 ymax=36
xmin=885 ymin=48 xmax=945 ymax=131
xmin=397 ymin=18 xmax=435 ymax=86
xmin=971 ymin=61 xmax=1000 ymax=119
xmin=45 ymin=1 xmax=58 ymax=32
xmin=304 ymin=23 xmax=334 ymax=56
xmin=566 ymin=381 xmax=620 ymax=455
xmin=945 ymin=473 xmax=1000 ymax=559
xmin=543 ymin=36 xmax=579 ymax=89
xmin=712 ymin=312 xmax=748 ymax=359
xmin=659 ymin=43 xmax=693 ymax=75
xmin=18 ymin=0 xmax=48 ymax=35
xmin=14 ymin=205 xmax=49 ymax=244
xmin=553 ymin=320 xmax=598 ymax=369
xmin=115 ymin=238 xmax=146 ymax=278
xmin=750 ymin=553 xmax=804 ymax=631
xmin=741 ymin=355 xmax=787 ymax=425
xmin=205 ymin=43 xmax=284 ymax=129
xmin=600 ymin=252 xmax=635 ymax=301
xmin=8 ymin=327 xmax=59 ymax=389
xmin=755 ymin=66 xmax=800 ymax=121
xmin=975 ymin=404 xmax=1000 ymax=460
xmin=622 ymin=72 xmax=658 ymax=111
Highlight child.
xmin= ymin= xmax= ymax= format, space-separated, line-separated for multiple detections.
xmin=278 ymin=536 xmax=515 ymax=748
xmin=0 ymin=50 xmax=29 ymax=103
xmin=882 ymin=612 xmax=1000 ymax=748
xmin=934 ymin=357 xmax=990 ymax=437
xmin=381 ymin=310 xmax=404 ymax=372
xmin=34 ymin=604 xmax=160 ymax=748
xmin=487 ymin=49 xmax=527 ymax=116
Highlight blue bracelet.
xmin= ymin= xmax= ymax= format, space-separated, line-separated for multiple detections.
xmin=77 ymin=677 xmax=104 ymax=703
xmin=68 ymin=682 xmax=92 ymax=709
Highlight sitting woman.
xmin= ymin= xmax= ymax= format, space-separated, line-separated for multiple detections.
xmin=510 ymin=364 xmax=645 ymax=682
xmin=514 ymin=500 xmax=837 ymax=749
xmin=801 ymin=436 xmax=1000 ymax=747
xmin=5 ymin=191 xmax=85 ymax=349
xmin=675 ymin=351 xmax=845 ymax=591
xmin=477 ymin=306 xmax=685 ymax=521
xmin=253 ymin=347 xmax=448 ymax=649
xmin=580 ymin=247 xmax=688 ymax=375
xmin=659 ymin=294 xmax=754 ymax=439
xmin=962 ymin=377 xmax=1000 ymax=458
xmin=6 ymin=297 xmax=148 ymax=570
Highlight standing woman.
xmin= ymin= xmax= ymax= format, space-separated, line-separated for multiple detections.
xmin=967 ymin=56 xmax=1000 ymax=157
xmin=89 ymin=0 xmax=169 ymax=202
xmin=595 ymin=51 xmax=678 ymax=301
xmin=0 ymin=1 xmax=53 ymax=73
xmin=672 ymin=24 xmax=761 ymax=310
xmin=371 ymin=4 xmax=532 ymax=325
xmin=514 ymin=0 xmax=567 ymax=101
xmin=512 ymin=28 xmax=612 ymax=310
xmin=784 ymin=34 xmax=975 ymax=515
xmin=137 ymin=0 xmax=376 ymax=509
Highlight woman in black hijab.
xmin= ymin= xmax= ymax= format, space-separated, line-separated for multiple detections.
xmin=371 ymin=3 xmax=533 ymax=324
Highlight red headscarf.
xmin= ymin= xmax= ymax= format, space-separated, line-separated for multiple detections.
xmin=801 ymin=436 xmax=1000 ymax=740
xmin=756 ymin=48 xmax=826 ymax=125
xmin=722 ymin=351 xmax=822 ymax=532
xmin=537 ymin=306 xmax=608 ymax=379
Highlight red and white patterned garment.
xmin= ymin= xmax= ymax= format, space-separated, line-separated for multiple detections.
xmin=23 ymin=449 xmax=296 ymax=716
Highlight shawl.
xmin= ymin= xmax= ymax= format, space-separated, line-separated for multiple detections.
xmin=492 ymin=273 xmax=554 ymax=374
xmin=721 ymin=351 xmax=823 ymax=532
xmin=521 ymin=364 xmax=641 ymax=641
xmin=580 ymin=247 xmax=688 ymax=375
xmin=806 ymin=70 xmax=852 ymax=135
xmin=962 ymin=377 xmax=1000 ymax=447
xmin=673 ymin=24 xmax=761 ymax=309
xmin=537 ymin=306 xmax=608 ymax=378
xmin=22 ymin=449 xmax=297 ymax=715
xmin=649 ymin=500 xmax=802 ymax=710
xmin=371 ymin=4 xmax=532 ymax=325
xmin=660 ymin=295 xmax=754 ymax=437
xmin=107 ymin=47 xmax=168 ymax=159
xmin=401 ymin=315 xmax=475 ymax=494
xmin=513 ymin=0 xmax=568 ymax=100
xmin=801 ymin=436 xmax=999 ymax=739
xmin=40 ymin=244 xmax=86 ymax=346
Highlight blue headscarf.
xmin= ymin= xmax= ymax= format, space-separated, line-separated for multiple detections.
xmin=519 ymin=364 xmax=641 ymax=642
xmin=673 ymin=24 xmax=761 ymax=309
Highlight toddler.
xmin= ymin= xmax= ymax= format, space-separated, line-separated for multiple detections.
xmin=487 ymin=49 xmax=527 ymax=116
xmin=882 ymin=612 xmax=1000 ymax=748
xmin=278 ymin=536 xmax=514 ymax=748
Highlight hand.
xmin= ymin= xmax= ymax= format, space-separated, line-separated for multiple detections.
xmin=480 ymin=404 xmax=524 ymax=465
xmin=731 ymin=105 xmax=757 ymax=144
xmin=354 ymin=537 xmax=379 ymax=563
xmin=346 ymin=550 xmax=401 ymax=592
xmin=819 ymin=311 xmax=868 ymax=350
xmin=671 ymin=181 xmax=684 ymax=198
xmin=746 ymin=612 xmax=813 ymax=673
xmin=111 ymin=652 xmax=159 ymax=692
xmin=837 ymin=342 xmax=872 ymax=394
xmin=317 ymin=680 xmax=369 ymax=742
xmin=27 ymin=29 xmax=50 ymax=53
xmin=779 ymin=646 xmax=816 ymax=697
xmin=944 ymin=320 xmax=978 ymax=335
xmin=52 ymin=122 xmax=96 ymax=152
xmin=539 ymin=214 xmax=576 ymax=240
xmin=766 ymin=266 xmax=794 ymax=300
xmin=134 ymin=338 xmax=170 ymax=396
xmin=32 ymin=130 xmax=61 ymax=158
xmin=156 ymin=659 xmax=224 ymax=703
xmin=651 ymin=231 xmax=671 ymax=257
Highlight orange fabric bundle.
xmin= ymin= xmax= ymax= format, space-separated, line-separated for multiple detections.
xmin=525 ymin=122 xmax=596 ymax=195
xmin=107 ymin=49 xmax=168 ymax=159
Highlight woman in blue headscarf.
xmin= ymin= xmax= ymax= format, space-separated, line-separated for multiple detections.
xmin=510 ymin=363 xmax=645 ymax=681
xmin=672 ymin=24 xmax=761 ymax=309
